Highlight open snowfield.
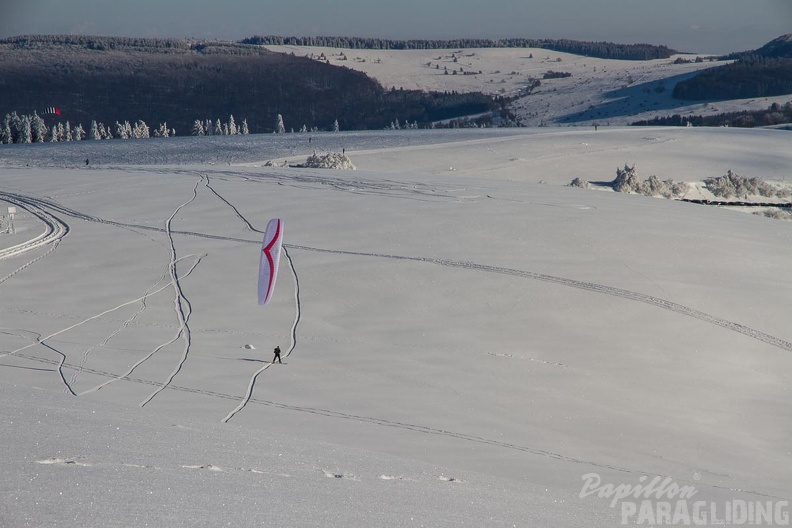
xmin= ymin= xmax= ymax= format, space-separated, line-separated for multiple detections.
xmin=266 ymin=45 xmax=792 ymax=127
xmin=1 ymin=127 xmax=791 ymax=527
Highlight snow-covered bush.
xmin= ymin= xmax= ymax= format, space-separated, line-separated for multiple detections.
xmin=610 ymin=164 xmax=688 ymax=198
xmin=300 ymin=152 xmax=355 ymax=170
xmin=568 ymin=177 xmax=590 ymax=189
xmin=704 ymin=170 xmax=791 ymax=200
xmin=754 ymin=208 xmax=792 ymax=221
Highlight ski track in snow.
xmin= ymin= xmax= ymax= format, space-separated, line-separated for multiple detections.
xmin=201 ymin=174 xmax=303 ymax=423
xmin=77 ymin=254 xmax=205 ymax=396
xmin=0 ymin=192 xmax=69 ymax=285
xmin=3 ymin=189 xmax=790 ymax=354
xmin=69 ymin=272 xmax=168 ymax=388
xmin=139 ymin=179 xmax=200 ymax=407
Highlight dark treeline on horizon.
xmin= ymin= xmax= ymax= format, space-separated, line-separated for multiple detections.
xmin=240 ymin=35 xmax=677 ymax=61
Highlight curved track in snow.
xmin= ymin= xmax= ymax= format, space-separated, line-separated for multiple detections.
xmin=0 ymin=192 xmax=70 ymax=284
xmin=3 ymin=190 xmax=789 ymax=353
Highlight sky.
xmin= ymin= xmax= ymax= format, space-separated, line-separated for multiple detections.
xmin=0 ymin=0 xmax=790 ymax=54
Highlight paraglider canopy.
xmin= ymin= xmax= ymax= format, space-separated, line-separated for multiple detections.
xmin=257 ymin=218 xmax=283 ymax=305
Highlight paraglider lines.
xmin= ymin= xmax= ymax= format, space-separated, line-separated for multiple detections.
xmin=222 ymin=240 xmax=301 ymax=424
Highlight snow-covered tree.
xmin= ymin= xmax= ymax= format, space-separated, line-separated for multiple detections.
xmin=50 ymin=124 xmax=59 ymax=142
xmin=57 ymin=122 xmax=65 ymax=141
xmin=73 ymin=123 xmax=85 ymax=141
xmin=1 ymin=115 xmax=12 ymax=144
xmin=64 ymin=121 xmax=73 ymax=141
xmin=31 ymin=113 xmax=47 ymax=142
xmin=240 ymin=119 xmax=249 ymax=135
xmin=213 ymin=119 xmax=222 ymax=136
xmin=133 ymin=120 xmax=150 ymax=139
xmin=191 ymin=120 xmax=205 ymax=136
xmin=116 ymin=121 xmax=130 ymax=139
xmin=333 ymin=119 xmax=340 ymax=132
xmin=18 ymin=115 xmax=32 ymax=143
xmin=204 ymin=119 xmax=213 ymax=136
xmin=89 ymin=120 xmax=101 ymax=140
xmin=229 ymin=115 xmax=238 ymax=135
xmin=275 ymin=114 xmax=285 ymax=134
xmin=299 ymin=124 xmax=307 ymax=133
xmin=99 ymin=123 xmax=112 ymax=139
xmin=153 ymin=122 xmax=170 ymax=138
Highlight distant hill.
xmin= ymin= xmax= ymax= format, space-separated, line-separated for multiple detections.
xmin=241 ymin=35 xmax=677 ymax=61
xmin=753 ymin=34 xmax=792 ymax=59
xmin=672 ymin=34 xmax=792 ymax=101
xmin=0 ymin=35 xmax=501 ymax=135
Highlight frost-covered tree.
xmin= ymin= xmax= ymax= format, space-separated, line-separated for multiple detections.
xmin=213 ymin=119 xmax=223 ymax=136
xmin=99 ymin=123 xmax=112 ymax=139
xmin=229 ymin=115 xmax=238 ymax=135
xmin=18 ymin=115 xmax=32 ymax=143
xmin=73 ymin=123 xmax=85 ymax=141
xmin=50 ymin=124 xmax=59 ymax=142
xmin=64 ymin=121 xmax=73 ymax=142
xmin=275 ymin=114 xmax=285 ymax=134
xmin=133 ymin=120 xmax=150 ymax=138
xmin=1 ymin=115 xmax=12 ymax=144
xmin=57 ymin=122 xmax=65 ymax=141
xmin=299 ymin=124 xmax=307 ymax=133
xmin=89 ymin=120 xmax=101 ymax=140
xmin=153 ymin=122 xmax=170 ymax=138
xmin=115 ymin=121 xmax=130 ymax=139
xmin=191 ymin=120 xmax=205 ymax=136
xmin=240 ymin=119 xmax=249 ymax=135
xmin=333 ymin=119 xmax=340 ymax=132
xmin=31 ymin=113 xmax=47 ymax=142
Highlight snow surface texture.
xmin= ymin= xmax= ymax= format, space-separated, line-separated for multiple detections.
xmin=1 ymin=127 xmax=791 ymax=527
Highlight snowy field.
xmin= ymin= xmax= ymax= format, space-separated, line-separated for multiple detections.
xmin=1 ymin=127 xmax=791 ymax=527
xmin=266 ymin=45 xmax=792 ymax=127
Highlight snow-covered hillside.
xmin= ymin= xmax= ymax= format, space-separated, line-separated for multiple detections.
xmin=266 ymin=45 xmax=792 ymax=127
xmin=1 ymin=127 xmax=791 ymax=527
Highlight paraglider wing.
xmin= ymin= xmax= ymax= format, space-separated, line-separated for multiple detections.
xmin=257 ymin=218 xmax=283 ymax=305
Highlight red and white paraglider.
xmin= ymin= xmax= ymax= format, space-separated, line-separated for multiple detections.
xmin=257 ymin=218 xmax=283 ymax=305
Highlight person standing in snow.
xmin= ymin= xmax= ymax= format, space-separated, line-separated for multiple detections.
xmin=273 ymin=346 xmax=282 ymax=364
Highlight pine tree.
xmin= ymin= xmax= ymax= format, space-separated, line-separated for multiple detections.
xmin=275 ymin=114 xmax=285 ymax=134
xmin=31 ymin=112 xmax=47 ymax=142
xmin=240 ymin=119 xmax=249 ymax=135
xmin=50 ymin=124 xmax=59 ymax=141
xmin=192 ymin=120 xmax=205 ymax=136
xmin=214 ymin=119 xmax=222 ymax=135
xmin=90 ymin=120 xmax=101 ymax=140
xmin=57 ymin=122 xmax=65 ymax=141
xmin=204 ymin=119 xmax=213 ymax=136
xmin=133 ymin=120 xmax=149 ymax=138
xmin=1 ymin=115 xmax=12 ymax=144
xmin=73 ymin=123 xmax=85 ymax=141
xmin=64 ymin=122 xmax=73 ymax=141
xmin=154 ymin=123 xmax=169 ymax=137
xmin=333 ymin=119 xmax=340 ymax=132
xmin=299 ymin=124 xmax=307 ymax=133
xmin=19 ymin=115 xmax=32 ymax=143
xmin=229 ymin=115 xmax=238 ymax=135
xmin=116 ymin=121 xmax=129 ymax=139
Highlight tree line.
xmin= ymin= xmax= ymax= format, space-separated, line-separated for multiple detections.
xmin=673 ymin=56 xmax=792 ymax=101
xmin=240 ymin=35 xmax=677 ymax=61
xmin=0 ymin=112 xmax=251 ymax=144
xmin=632 ymin=101 xmax=792 ymax=128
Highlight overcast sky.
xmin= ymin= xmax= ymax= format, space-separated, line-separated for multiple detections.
xmin=1 ymin=0 xmax=790 ymax=54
